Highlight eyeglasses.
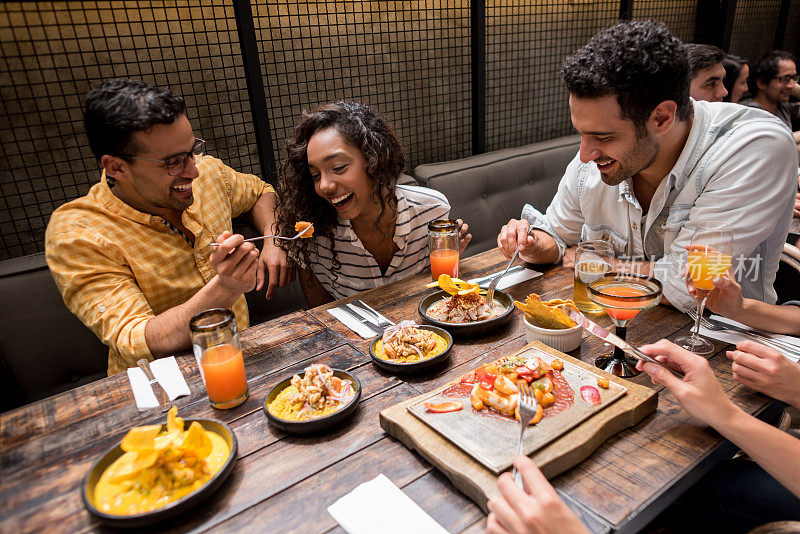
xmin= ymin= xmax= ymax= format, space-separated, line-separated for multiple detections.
xmin=121 ymin=138 xmax=205 ymax=176
xmin=773 ymin=74 xmax=799 ymax=85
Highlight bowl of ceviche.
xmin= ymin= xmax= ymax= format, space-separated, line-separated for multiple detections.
xmin=263 ymin=364 xmax=361 ymax=434
xmin=369 ymin=320 xmax=453 ymax=373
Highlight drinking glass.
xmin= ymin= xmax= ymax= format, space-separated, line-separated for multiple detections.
xmin=428 ymin=219 xmax=459 ymax=280
xmin=190 ymin=308 xmax=249 ymax=409
xmin=573 ymin=240 xmax=615 ymax=314
xmin=675 ymin=222 xmax=734 ymax=356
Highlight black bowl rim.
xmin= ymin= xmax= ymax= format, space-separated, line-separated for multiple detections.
xmin=263 ymin=368 xmax=362 ymax=432
xmin=417 ymin=289 xmax=515 ymax=332
xmin=82 ymin=418 xmax=238 ymax=527
xmin=368 ymin=325 xmax=453 ymax=372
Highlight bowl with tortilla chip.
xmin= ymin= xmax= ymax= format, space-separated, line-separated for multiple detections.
xmin=515 ymin=293 xmax=583 ymax=352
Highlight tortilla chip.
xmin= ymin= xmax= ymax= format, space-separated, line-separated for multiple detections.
xmin=180 ymin=421 xmax=213 ymax=457
xmin=514 ymin=293 xmax=578 ymax=329
xmin=106 ymin=450 xmax=159 ymax=480
xmin=166 ymin=406 xmax=184 ymax=434
xmin=120 ymin=424 xmax=161 ymax=452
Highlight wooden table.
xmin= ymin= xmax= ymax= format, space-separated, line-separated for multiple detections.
xmin=0 ymin=249 xmax=780 ymax=533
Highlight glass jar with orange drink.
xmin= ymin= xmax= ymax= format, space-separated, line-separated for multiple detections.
xmin=428 ymin=219 xmax=459 ymax=280
xmin=190 ymin=308 xmax=249 ymax=409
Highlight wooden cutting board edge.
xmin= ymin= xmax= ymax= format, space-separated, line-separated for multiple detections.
xmin=379 ymin=341 xmax=659 ymax=512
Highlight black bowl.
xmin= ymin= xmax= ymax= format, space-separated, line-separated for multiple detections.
xmin=83 ymin=419 xmax=238 ymax=528
xmin=418 ymin=289 xmax=515 ymax=336
xmin=263 ymin=369 xmax=361 ymax=434
xmin=369 ymin=325 xmax=453 ymax=374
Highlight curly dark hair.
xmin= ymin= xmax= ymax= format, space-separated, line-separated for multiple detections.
xmin=560 ymin=20 xmax=692 ymax=137
xmin=722 ymin=54 xmax=748 ymax=102
xmin=275 ymin=101 xmax=405 ymax=276
xmin=748 ymin=50 xmax=797 ymax=96
xmin=84 ymin=78 xmax=186 ymax=161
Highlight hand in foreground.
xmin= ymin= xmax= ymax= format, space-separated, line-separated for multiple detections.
xmin=637 ymin=339 xmax=737 ymax=426
xmin=209 ymin=231 xmax=260 ymax=295
xmin=256 ymin=239 xmax=295 ymax=300
xmin=562 ymin=246 xmax=577 ymax=269
xmin=727 ymin=340 xmax=800 ymax=408
xmin=487 ymin=456 xmax=588 ymax=534
xmin=457 ymin=218 xmax=472 ymax=254
xmin=497 ymin=219 xmax=535 ymax=261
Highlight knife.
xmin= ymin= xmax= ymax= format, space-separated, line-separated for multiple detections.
xmin=137 ymin=359 xmax=173 ymax=412
xmin=470 ymin=265 xmax=524 ymax=285
xmin=337 ymin=305 xmax=381 ymax=336
xmin=565 ymin=308 xmax=684 ymax=379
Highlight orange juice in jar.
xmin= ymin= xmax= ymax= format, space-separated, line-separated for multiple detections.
xmin=428 ymin=220 xmax=459 ymax=281
xmin=190 ymin=308 xmax=249 ymax=409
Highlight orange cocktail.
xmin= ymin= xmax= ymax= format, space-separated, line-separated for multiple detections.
xmin=201 ymin=344 xmax=248 ymax=407
xmin=430 ymin=249 xmax=459 ymax=280
xmin=601 ymin=286 xmax=648 ymax=322
xmin=688 ymin=249 xmax=732 ymax=290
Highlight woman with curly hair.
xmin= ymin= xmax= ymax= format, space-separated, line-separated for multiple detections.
xmin=276 ymin=101 xmax=470 ymax=307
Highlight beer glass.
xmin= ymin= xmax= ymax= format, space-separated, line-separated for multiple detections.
xmin=573 ymin=241 xmax=614 ymax=314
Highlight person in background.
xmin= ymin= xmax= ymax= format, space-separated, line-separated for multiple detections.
xmin=276 ymin=101 xmax=470 ymax=307
xmin=686 ymin=43 xmax=728 ymax=102
xmin=722 ymin=53 xmax=750 ymax=103
xmin=46 ymin=79 xmax=292 ymax=375
xmin=487 ymin=340 xmax=800 ymax=534
xmin=497 ymin=21 xmax=797 ymax=312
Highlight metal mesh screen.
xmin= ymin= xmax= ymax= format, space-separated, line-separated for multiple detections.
xmin=0 ymin=1 xmax=256 ymax=260
xmin=484 ymin=1 xmax=619 ymax=151
xmin=253 ymin=0 xmax=472 ymax=171
xmin=633 ymin=0 xmax=698 ymax=43
xmin=784 ymin=0 xmax=800 ymax=56
xmin=729 ymin=0 xmax=782 ymax=62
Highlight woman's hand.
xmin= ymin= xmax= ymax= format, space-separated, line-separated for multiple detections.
xmin=487 ymin=456 xmax=588 ymax=534
xmin=457 ymin=218 xmax=472 ymax=254
xmin=637 ymin=339 xmax=738 ymax=426
xmin=684 ymin=249 xmax=744 ymax=318
xmin=727 ymin=340 xmax=800 ymax=408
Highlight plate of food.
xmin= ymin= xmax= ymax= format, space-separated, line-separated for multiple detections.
xmin=82 ymin=408 xmax=237 ymax=528
xmin=418 ymin=275 xmax=515 ymax=335
xmin=406 ymin=345 xmax=627 ymax=473
xmin=264 ymin=364 xmax=361 ymax=434
xmin=369 ymin=320 xmax=453 ymax=373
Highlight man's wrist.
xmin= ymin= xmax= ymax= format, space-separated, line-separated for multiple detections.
xmin=207 ymin=275 xmax=243 ymax=306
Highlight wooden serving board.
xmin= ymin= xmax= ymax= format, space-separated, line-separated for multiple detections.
xmin=380 ymin=341 xmax=658 ymax=512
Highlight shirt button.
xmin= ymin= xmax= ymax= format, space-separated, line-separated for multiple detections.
xmin=196 ymin=252 xmax=202 ymax=258
xmin=98 ymin=305 xmax=105 ymax=312
xmin=602 ymin=234 xmax=609 ymax=241
xmin=632 ymin=223 xmax=638 ymax=230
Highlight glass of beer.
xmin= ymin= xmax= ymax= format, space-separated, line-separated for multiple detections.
xmin=428 ymin=219 xmax=460 ymax=280
xmin=190 ymin=308 xmax=249 ymax=409
xmin=573 ymin=240 xmax=614 ymax=314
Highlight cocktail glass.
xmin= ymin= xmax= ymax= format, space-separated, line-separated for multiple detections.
xmin=675 ymin=222 xmax=734 ymax=355
xmin=587 ymin=273 xmax=663 ymax=377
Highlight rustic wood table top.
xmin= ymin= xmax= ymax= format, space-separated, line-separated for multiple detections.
xmin=0 ymin=248 xmax=779 ymax=534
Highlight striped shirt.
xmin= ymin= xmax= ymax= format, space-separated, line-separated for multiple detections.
xmin=297 ymin=185 xmax=451 ymax=300
xmin=45 ymin=156 xmax=273 ymax=375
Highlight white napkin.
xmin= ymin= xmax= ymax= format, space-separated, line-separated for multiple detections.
xmin=328 ymin=307 xmax=377 ymax=339
xmin=698 ymin=315 xmax=800 ymax=363
xmin=126 ymin=357 xmax=192 ymax=410
xmin=327 ymin=474 xmax=448 ymax=534
xmin=469 ymin=268 xmax=542 ymax=290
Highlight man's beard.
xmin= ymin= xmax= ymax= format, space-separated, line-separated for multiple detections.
xmin=599 ymin=134 xmax=659 ymax=186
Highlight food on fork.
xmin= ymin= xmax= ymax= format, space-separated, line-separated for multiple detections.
xmin=514 ymin=293 xmax=579 ymax=329
xmin=425 ymin=274 xmax=506 ymax=323
xmin=267 ymin=364 xmax=355 ymax=421
xmin=374 ymin=320 xmax=448 ymax=363
xmin=294 ymin=221 xmax=314 ymax=238
xmin=94 ymin=407 xmax=230 ymax=516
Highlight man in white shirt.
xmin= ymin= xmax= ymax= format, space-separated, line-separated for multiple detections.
xmin=497 ymin=20 xmax=798 ymax=311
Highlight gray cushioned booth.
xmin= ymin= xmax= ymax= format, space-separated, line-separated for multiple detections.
xmin=414 ymin=135 xmax=580 ymax=258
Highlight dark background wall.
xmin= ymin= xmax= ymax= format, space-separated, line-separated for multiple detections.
xmin=1 ymin=0 xmax=798 ymax=260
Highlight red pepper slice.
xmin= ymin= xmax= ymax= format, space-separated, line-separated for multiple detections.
xmin=515 ymin=367 xmax=537 ymax=383
xmin=475 ymin=367 xmax=497 ymax=387
xmin=580 ymin=385 xmax=602 ymax=406
xmin=424 ymin=401 xmax=463 ymax=413
xmin=460 ymin=371 xmax=476 ymax=384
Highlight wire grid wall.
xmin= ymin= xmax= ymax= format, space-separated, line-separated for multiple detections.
xmin=0 ymin=1 xmax=257 ymax=260
xmin=633 ymin=0 xmax=697 ymax=43
xmin=485 ymin=0 xmax=619 ymax=152
xmin=728 ymin=0 xmax=783 ymax=63
xmin=253 ymin=0 xmax=472 ymax=173
xmin=782 ymin=0 xmax=800 ymax=57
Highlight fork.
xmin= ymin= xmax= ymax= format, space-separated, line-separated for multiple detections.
xmin=687 ymin=309 xmax=800 ymax=359
xmin=208 ymin=224 xmax=312 ymax=247
xmin=513 ymin=380 xmax=538 ymax=488
xmin=351 ymin=300 xmax=396 ymax=328
xmin=487 ymin=227 xmax=534 ymax=306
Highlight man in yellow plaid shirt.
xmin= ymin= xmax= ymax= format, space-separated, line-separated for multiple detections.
xmin=45 ymin=79 xmax=293 ymax=375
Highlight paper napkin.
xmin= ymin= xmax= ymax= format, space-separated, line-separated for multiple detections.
xmin=698 ymin=315 xmax=800 ymax=363
xmin=469 ymin=267 xmax=542 ymax=290
xmin=127 ymin=356 xmax=192 ymax=410
xmin=327 ymin=474 xmax=448 ymax=534
xmin=328 ymin=307 xmax=377 ymax=339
